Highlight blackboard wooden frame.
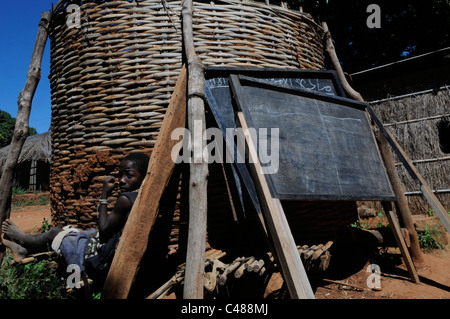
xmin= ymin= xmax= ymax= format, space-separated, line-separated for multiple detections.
xmin=203 ymin=67 xmax=349 ymax=216
xmin=205 ymin=66 xmax=347 ymax=97
xmin=229 ymin=74 xmax=397 ymax=202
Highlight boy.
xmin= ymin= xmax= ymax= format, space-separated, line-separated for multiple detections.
xmin=1 ymin=152 xmax=149 ymax=274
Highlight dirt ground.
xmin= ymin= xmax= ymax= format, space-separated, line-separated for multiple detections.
xmin=8 ymin=195 xmax=450 ymax=299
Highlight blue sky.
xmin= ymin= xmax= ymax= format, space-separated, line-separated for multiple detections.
xmin=0 ymin=0 xmax=57 ymax=134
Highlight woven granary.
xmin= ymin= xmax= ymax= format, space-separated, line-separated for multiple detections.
xmin=48 ymin=0 xmax=325 ymax=230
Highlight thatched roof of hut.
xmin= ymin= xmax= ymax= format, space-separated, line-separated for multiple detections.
xmin=0 ymin=132 xmax=52 ymax=173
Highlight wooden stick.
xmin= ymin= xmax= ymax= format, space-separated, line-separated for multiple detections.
xmin=322 ymin=279 xmax=366 ymax=291
xmin=182 ymin=0 xmax=209 ymax=300
xmin=102 ymin=66 xmax=187 ymax=299
xmin=0 ymin=12 xmax=52 ymax=262
xmin=383 ymin=203 xmax=420 ymax=283
xmin=375 ymin=131 xmax=423 ymax=262
xmin=233 ymin=106 xmax=314 ymax=298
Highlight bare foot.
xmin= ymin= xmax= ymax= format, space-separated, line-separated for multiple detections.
xmin=1 ymin=219 xmax=26 ymax=245
xmin=1 ymin=234 xmax=29 ymax=263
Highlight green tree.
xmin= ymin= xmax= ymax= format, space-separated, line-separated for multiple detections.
xmin=0 ymin=109 xmax=37 ymax=148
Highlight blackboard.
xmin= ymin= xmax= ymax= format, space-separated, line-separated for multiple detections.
xmin=205 ymin=66 xmax=346 ymax=97
xmin=229 ymin=75 xmax=396 ymax=201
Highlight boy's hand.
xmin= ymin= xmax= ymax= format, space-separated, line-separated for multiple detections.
xmin=102 ymin=176 xmax=117 ymax=197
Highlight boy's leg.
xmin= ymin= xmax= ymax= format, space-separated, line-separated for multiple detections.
xmin=2 ymin=219 xmax=62 ymax=253
xmin=1 ymin=234 xmax=29 ymax=263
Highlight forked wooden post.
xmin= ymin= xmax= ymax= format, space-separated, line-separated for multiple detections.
xmin=182 ymin=0 xmax=209 ymax=299
xmin=375 ymin=130 xmax=424 ymax=263
xmin=102 ymin=66 xmax=187 ymax=299
xmin=0 ymin=12 xmax=52 ymax=262
xmin=322 ymin=21 xmax=428 ymax=278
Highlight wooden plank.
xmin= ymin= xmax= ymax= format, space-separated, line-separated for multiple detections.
xmin=236 ymin=111 xmax=315 ymax=299
xmin=368 ymin=105 xmax=450 ymax=234
xmin=382 ymin=202 xmax=420 ymax=284
xmin=102 ymin=66 xmax=187 ymax=299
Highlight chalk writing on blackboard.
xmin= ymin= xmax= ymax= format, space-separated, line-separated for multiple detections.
xmin=206 ymin=76 xmax=335 ymax=95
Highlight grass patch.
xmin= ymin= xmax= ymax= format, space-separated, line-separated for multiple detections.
xmin=417 ymin=226 xmax=443 ymax=252
xmin=13 ymin=195 xmax=49 ymax=208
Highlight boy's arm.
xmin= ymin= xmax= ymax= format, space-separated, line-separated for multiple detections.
xmin=97 ymin=177 xmax=131 ymax=243
xmin=98 ymin=195 xmax=131 ymax=243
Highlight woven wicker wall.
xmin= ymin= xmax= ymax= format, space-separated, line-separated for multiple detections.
xmin=48 ymin=0 xmax=325 ymax=229
xmin=371 ymin=88 xmax=450 ymax=214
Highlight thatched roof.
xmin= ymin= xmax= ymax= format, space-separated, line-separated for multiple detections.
xmin=0 ymin=132 xmax=52 ymax=171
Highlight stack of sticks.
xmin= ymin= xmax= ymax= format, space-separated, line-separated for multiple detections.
xmin=297 ymin=241 xmax=333 ymax=272
xmin=148 ymin=241 xmax=334 ymax=299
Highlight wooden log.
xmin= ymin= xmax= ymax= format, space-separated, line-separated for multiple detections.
xmin=362 ymin=227 xmax=411 ymax=247
xmin=102 ymin=66 xmax=187 ymax=299
xmin=319 ymin=251 xmax=331 ymax=271
xmin=218 ymin=257 xmax=245 ymax=285
xmin=235 ymin=257 xmax=255 ymax=278
xmin=182 ymin=0 xmax=209 ymax=300
xmin=0 ymin=12 xmax=52 ymax=262
xmin=251 ymin=259 xmax=265 ymax=272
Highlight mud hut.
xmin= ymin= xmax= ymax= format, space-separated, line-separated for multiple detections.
xmin=0 ymin=132 xmax=52 ymax=192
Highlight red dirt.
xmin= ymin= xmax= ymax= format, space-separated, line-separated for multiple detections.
xmin=10 ymin=205 xmax=51 ymax=234
xmin=8 ymin=198 xmax=450 ymax=299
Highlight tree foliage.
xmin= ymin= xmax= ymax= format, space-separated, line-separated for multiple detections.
xmin=0 ymin=110 xmax=37 ymax=148
xmin=280 ymin=0 xmax=450 ymax=73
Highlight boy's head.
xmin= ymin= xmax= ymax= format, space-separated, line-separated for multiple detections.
xmin=118 ymin=152 xmax=150 ymax=192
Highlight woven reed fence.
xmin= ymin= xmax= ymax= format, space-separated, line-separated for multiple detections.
xmin=48 ymin=0 xmax=325 ymax=230
xmin=371 ymin=87 xmax=450 ymax=214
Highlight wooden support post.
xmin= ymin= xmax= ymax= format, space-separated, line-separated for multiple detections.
xmin=369 ymin=106 xmax=450 ymax=234
xmin=102 ymin=66 xmax=187 ymax=299
xmin=0 ymin=12 xmax=52 ymax=262
xmin=235 ymin=110 xmax=315 ymax=299
xmin=375 ymin=131 xmax=424 ymax=263
xmin=382 ymin=202 xmax=420 ymax=284
xmin=182 ymin=0 xmax=209 ymax=299
xmin=323 ymin=21 xmax=431 ymax=264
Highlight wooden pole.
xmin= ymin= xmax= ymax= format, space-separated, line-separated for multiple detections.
xmin=382 ymin=202 xmax=420 ymax=283
xmin=375 ymin=131 xmax=424 ymax=263
xmin=102 ymin=66 xmax=187 ymax=298
xmin=322 ymin=22 xmax=424 ymax=263
xmin=0 ymin=12 xmax=52 ymax=262
xmin=181 ymin=0 xmax=209 ymax=299
xmin=368 ymin=106 xmax=450 ymax=235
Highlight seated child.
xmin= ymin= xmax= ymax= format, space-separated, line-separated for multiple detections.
xmin=1 ymin=152 xmax=149 ymax=277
